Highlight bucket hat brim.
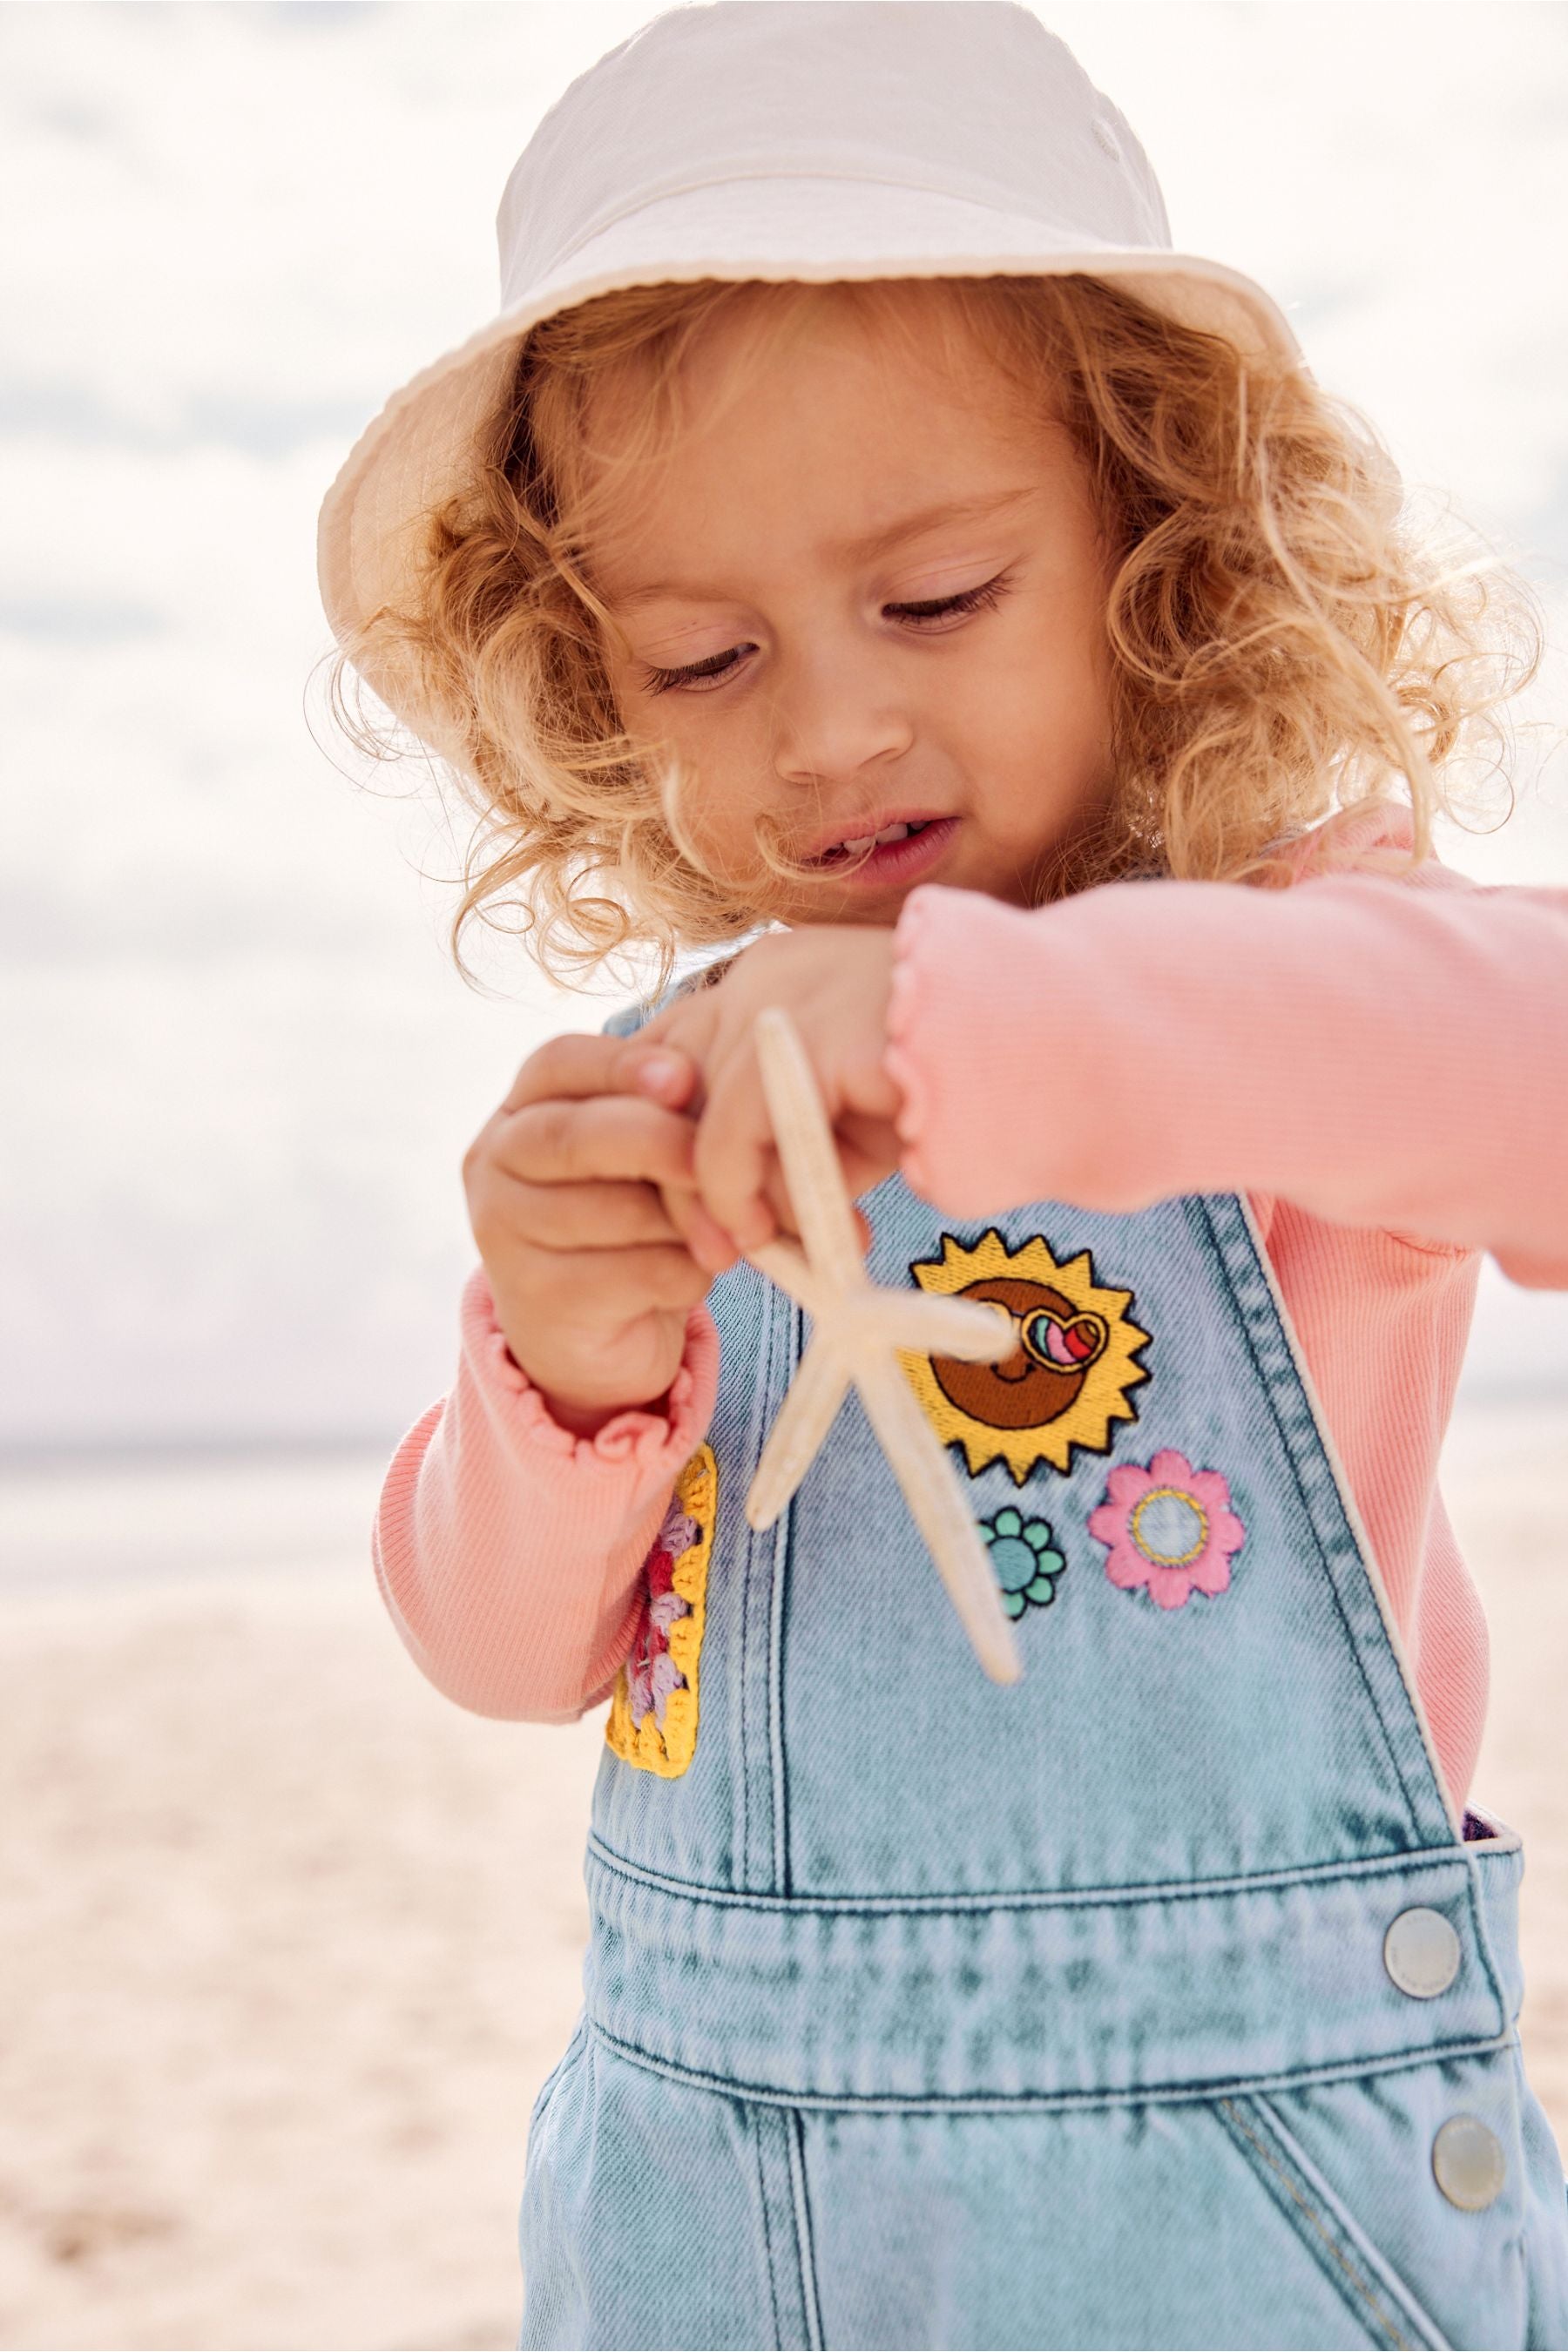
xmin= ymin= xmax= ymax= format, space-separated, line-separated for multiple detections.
xmin=317 ymin=174 xmax=1299 ymax=761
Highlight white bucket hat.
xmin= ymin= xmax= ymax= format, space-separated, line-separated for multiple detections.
xmin=317 ymin=0 xmax=1299 ymax=756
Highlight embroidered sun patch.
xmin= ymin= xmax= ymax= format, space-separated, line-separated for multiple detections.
xmin=902 ymin=1230 xmax=1150 ymax=1484
xmin=605 ymin=1444 xmax=717 ymax=1777
xmin=1087 ymin=1448 xmax=1246 ymax=1610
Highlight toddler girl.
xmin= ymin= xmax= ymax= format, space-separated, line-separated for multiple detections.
xmin=318 ymin=5 xmax=1568 ymax=2345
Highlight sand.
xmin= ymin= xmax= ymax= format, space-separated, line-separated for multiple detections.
xmin=1 ymin=1400 xmax=1565 ymax=2350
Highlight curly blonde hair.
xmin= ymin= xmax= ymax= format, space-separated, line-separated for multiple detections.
xmin=327 ymin=272 xmax=1539 ymax=983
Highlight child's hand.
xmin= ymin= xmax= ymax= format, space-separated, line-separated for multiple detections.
xmin=463 ymin=1035 xmax=738 ymax=1435
xmin=641 ymin=929 xmax=902 ymax=1252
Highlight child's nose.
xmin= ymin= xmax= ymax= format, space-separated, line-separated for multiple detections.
xmin=770 ymin=645 xmax=916 ymax=789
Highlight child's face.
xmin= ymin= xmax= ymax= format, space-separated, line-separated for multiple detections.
xmin=588 ymin=288 xmax=1115 ymax=925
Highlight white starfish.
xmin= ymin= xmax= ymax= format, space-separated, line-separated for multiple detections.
xmin=743 ymin=1008 xmax=1024 ymax=1684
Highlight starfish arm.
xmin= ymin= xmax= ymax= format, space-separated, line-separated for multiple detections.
xmin=855 ymin=1358 xmax=1023 ymax=1686
xmin=744 ymin=1335 xmax=851 ymax=1531
xmin=744 ymin=1236 xmax=835 ymax=1321
xmin=754 ymin=1008 xmax=866 ymax=1288
xmin=870 ymin=1294 xmax=1015 ymax=1362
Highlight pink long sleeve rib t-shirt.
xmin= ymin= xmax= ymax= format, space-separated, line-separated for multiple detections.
xmin=374 ymin=802 xmax=1568 ymax=1811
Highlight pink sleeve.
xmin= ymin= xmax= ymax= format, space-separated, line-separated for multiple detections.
xmin=373 ymin=1264 xmax=720 ymax=1721
xmin=885 ymin=811 xmax=1568 ymax=1290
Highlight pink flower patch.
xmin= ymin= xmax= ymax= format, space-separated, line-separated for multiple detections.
xmin=1088 ymin=1448 xmax=1246 ymax=1611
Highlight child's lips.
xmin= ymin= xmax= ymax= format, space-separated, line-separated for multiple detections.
xmin=804 ymin=814 xmax=959 ymax=889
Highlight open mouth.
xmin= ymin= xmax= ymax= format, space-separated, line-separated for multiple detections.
xmin=808 ymin=815 xmax=956 ymax=880
xmin=817 ymin=818 xmax=930 ymax=865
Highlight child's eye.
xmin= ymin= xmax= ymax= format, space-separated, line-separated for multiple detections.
xmin=636 ymin=572 xmax=1010 ymax=695
xmin=885 ymin=571 xmax=1012 ymax=628
xmin=639 ymin=645 xmax=754 ymax=696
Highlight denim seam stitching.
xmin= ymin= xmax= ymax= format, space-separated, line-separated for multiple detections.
xmin=1456 ymin=1862 xmax=1511 ymax=2041
xmin=740 ymin=1410 xmax=753 ymax=1891
xmin=1196 ymin=1194 xmax=1416 ymax=1819
xmin=1247 ymin=2089 xmax=1452 ymax=2350
xmin=584 ymin=2017 xmax=1516 ymax=2114
xmin=769 ymin=1305 xmax=798 ymax=1895
xmin=1217 ymin=2095 xmax=1416 ymax=2349
xmin=1216 ymin=1188 xmax=1458 ymax=1842
xmin=585 ymin=1831 xmax=1472 ymax=1916
xmin=787 ymin=2107 xmax=824 ymax=2352
xmin=733 ymin=1400 xmax=751 ymax=1895
xmin=752 ymin=2105 xmax=783 ymax=2349
xmin=1193 ymin=1193 xmax=1431 ymax=1837
xmin=1105 ymin=1190 xmax=1506 ymax=2042
xmin=1235 ymin=1191 xmax=1462 ymax=1842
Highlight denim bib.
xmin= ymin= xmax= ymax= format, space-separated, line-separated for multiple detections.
xmin=520 ymin=1177 xmax=1568 ymax=2350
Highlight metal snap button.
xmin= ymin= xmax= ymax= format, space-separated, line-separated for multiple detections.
xmin=1432 ymin=2115 xmax=1506 ymax=2211
xmin=1383 ymin=1906 xmax=1461 ymax=1998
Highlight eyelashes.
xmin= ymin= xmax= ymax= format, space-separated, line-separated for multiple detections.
xmin=640 ymin=645 xmax=748 ymax=695
xmin=893 ymin=574 xmax=1011 ymax=626
xmin=637 ymin=570 xmax=1014 ymax=696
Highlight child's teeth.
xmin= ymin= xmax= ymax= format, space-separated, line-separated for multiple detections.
xmin=828 ymin=819 xmax=935 ymax=862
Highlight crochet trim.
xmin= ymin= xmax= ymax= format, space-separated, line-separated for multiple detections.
xmin=605 ymin=1444 xmax=718 ymax=1777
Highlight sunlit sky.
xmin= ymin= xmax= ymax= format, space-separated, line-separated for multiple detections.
xmin=3 ymin=1 xmax=1566 ymax=1450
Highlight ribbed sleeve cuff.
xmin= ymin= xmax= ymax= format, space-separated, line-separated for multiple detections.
xmin=457 ymin=1263 xmax=720 ymax=1477
xmin=368 ymin=1271 xmax=720 ymax=1722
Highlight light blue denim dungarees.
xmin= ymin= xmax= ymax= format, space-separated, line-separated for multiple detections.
xmin=520 ymin=1166 xmax=1568 ymax=2349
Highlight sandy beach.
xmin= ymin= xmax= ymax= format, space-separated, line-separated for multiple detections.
xmin=2 ymin=1399 xmax=1565 ymax=2351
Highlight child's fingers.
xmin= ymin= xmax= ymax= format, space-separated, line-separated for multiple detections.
xmin=693 ymin=1064 xmax=877 ymax=1255
xmin=524 ymin=1240 xmax=713 ymax=1324
xmin=693 ymin=1055 xmax=779 ymax=1253
xmin=500 ymin=1031 xmax=697 ymax=1116
xmin=758 ymin=1148 xmax=875 ymax=1253
xmin=495 ymin=1094 xmax=699 ymax=1191
xmin=659 ymin=1179 xmax=740 ymax=1274
xmin=491 ymin=1177 xmax=686 ymax=1254
xmin=636 ymin=991 xmax=719 ymax=1085
xmin=835 ymin=1112 xmax=902 ymax=1200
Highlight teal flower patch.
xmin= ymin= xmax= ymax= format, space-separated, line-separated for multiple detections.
xmin=980 ymin=1508 xmax=1066 ymax=1619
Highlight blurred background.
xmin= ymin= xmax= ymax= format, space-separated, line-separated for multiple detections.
xmin=2 ymin=3 xmax=1565 ymax=2345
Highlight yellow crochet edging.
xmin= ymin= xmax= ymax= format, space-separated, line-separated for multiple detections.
xmin=604 ymin=1443 xmax=717 ymax=1779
